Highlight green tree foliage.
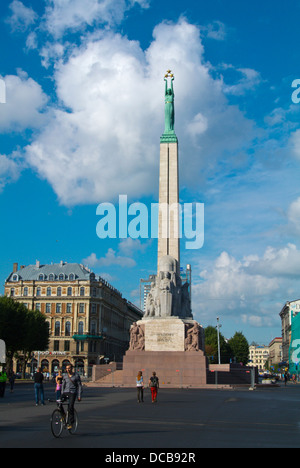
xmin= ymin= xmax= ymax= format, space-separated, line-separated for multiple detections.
xmin=205 ymin=325 xmax=231 ymax=364
xmin=204 ymin=326 xmax=249 ymax=365
xmin=0 ymin=296 xmax=49 ymax=372
xmin=228 ymin=332 xmax=249 ymax=365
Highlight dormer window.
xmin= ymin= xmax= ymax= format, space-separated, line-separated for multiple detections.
xmin=12 ymin=274 xmax=18 ymax=281
xmin=49 ymin=274 xmax=55 ymax=281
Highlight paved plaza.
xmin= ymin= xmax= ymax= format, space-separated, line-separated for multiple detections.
xmin=1 ymin=382 xmax=300 ymax=449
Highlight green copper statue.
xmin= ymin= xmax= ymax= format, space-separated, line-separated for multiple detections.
xmin=164 ymin=70 xmax=175 ymax=133
xmin=161 ymin=70 xmax=177 ymax=143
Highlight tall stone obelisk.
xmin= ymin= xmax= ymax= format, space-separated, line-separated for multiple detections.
xmin=157 ymin=71 xmax=180 ymax=275
xmin=122 ymin=71 xmax=207 ymax=388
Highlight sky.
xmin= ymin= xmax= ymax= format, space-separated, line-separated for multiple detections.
xmin=1 ymin=0 xmax=300 ymax=345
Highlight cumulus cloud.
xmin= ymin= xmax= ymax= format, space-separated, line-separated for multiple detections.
xmin=23 ymin=18 xmax=258 ymax=206
xmin=0 ymin=72 xmax=48 ymax=131
xmin=0 ymin=153 xmax=22 ymax=191
xmin=193 ymin=243 xmax=300 ymax=328
xmin=43 ymin=0 xmax=149 ymax=38
xmin=82 ymin=249 xmax=136 ymax=268
xmin=6 ymin=0 xmax=38 ymax=32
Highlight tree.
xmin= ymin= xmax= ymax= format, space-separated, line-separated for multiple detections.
xmin=0 ymin=296 xmax=49 ymax=373
xmin=0 ymin=296 xmax=28 ymax=371
xmin=204 ymin=326 xmax=231 ymax=364
xmin=21 ymin=309 xmax=49 ymax=378
xmin=228 ymin=332 xmax=249 ymax=365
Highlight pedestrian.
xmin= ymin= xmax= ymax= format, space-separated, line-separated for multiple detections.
xmin=284 ymin=372 xmax=288 ymax=386
xmin=136 ymin=371 xmax=144 ymax=403
xmin=149 ymin=371 xmax=159 ymax=403
xmin=34 ymin=367 xmax=45 ymax=406
xmin=61 ymin=364 xmax=82 ymax=430
xmin=0 ymin=368 xmax=7 ymax=398
xmin=9 ymin=371 xmax=16 ymax=393
xmin=55 ymin=370 xmax=63 ymax=401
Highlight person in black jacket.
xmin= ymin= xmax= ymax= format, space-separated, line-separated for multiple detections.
xmin=34 ymin=368 xmax=45 ymax=406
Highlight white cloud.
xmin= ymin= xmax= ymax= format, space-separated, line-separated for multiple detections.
xmin=193 ymin=243 xmax=300 ymax=329
xmin=82 ymin=249 xmax=136 ymax=268
xmin=0 ymin=153 xmax=22 ymax=191
xmin=24 ymin=18 xmax=258 ymax=206
xmin=43 ymin=0 xmax=149 ymax=38
xmin=0 ymin=72 xmax=48 ymax=131
xmin=7 ymin=0 xmax=38 ymax=32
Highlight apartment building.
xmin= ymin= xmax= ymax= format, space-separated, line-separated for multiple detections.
xmin=248 ymin=344 xmax=269 ymax=370
xmin=4 ymin=261 xmax=143 ymax=376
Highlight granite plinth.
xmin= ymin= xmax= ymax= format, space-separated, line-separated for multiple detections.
xmin=122 ymin=350 xmax=208 ymax=387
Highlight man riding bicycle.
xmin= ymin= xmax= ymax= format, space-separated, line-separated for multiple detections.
xmin=60 ymin=364 xmax=82 ymax=429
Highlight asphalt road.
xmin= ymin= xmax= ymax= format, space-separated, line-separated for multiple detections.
xmin=0 ymin=381 xmax=300 ymax=449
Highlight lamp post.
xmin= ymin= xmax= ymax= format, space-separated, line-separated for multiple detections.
xmin=216 ymin=317 xmax=222 ymax=365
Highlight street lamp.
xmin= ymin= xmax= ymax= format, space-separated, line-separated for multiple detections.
xmin=216 ymin=317 xmax=222 ymax=365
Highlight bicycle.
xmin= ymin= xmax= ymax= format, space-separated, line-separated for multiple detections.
xmin=50 ymin=397 xmax=78 ymax=438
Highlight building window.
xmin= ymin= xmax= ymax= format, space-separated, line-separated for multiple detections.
xmin=91 ymin=321 xmax=96 ymax=335
xmin=56 ymin=303 xmax=62 ymax=314
xmin=35 ymin=303 xmax=41 ymax=311
xmin=10 ymin=288 xmax=15 ymax=297
xmin=49 ymin=274 xmax=55 ymax=281
xmin=38 ymin=274 xmax=45 ymax=281
xmin=67 ymin=287 xmax=72 ymax=296
xmin=46 ymin=303 xmax=51 ymax=313
xmin=57 ymin=287 xmax=62 ymax=297
xmin=23 ymin=287 xmax=28 ymax=297
xmin=78 ymin=321 xmax=84 ymax=334
xmin=64 ymin=341 xmax=70 ymax=352
xmin=91 ymin=303 xmax=97 ymax=314
xmin=66 ymin=303 xmax=72 ymax=314
xmin=69 ymin=274 xmax=75 ymax=281
xmin=36 ymin=287 xmax=41 ymax=297
xmin=55 ymin=321 xmax=60 ymax=336
xmin=65 ymin=321 xmax=71 ymax=337
xmin=47 ymin=287 xmax=51 ymax=296
xmin=80 ymin=287 xmax=85 ymax=296
xmin=92 ymin=288 xmax=97 ymax=297
xmin=54 ymin=340 xmax=60 ymax=351
xmin=79 ymin=303 xmax=85 ymax=314
xmin=59 ymin=274 xmax=64 ymax=281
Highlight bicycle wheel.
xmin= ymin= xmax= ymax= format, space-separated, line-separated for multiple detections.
xmin=50 ymin=409 xmax=64 ymax=438
xmin=68 ymin=409 xmax=78 ymax=435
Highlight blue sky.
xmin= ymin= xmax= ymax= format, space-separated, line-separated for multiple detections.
xmin=1 ymin=0 xmax=300 ymax=345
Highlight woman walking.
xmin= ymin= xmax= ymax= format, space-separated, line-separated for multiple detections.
xmin=136 ymin=371 xmax=144 ymax=403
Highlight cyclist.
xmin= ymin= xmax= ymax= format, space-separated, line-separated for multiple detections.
xmin=61 ymin=364 xmax=82 ymax=429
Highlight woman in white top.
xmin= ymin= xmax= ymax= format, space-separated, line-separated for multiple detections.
xmin=136 ymin=371 xmax=144 ymax=403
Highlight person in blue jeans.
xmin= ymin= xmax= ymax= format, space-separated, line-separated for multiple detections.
xmin=34 ymin=368 xmax=45 ymax=406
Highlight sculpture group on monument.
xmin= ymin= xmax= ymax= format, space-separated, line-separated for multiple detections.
xmin=122 ymin=71 xmax=208 ymax=387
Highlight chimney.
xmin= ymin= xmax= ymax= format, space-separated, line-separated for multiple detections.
xmin=36 ymin=260 xmax=40 ymax=268
xmin=13 ymin=263 xmax=18 ymax=273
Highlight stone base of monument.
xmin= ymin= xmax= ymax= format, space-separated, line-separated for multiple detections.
xmin=122 ymin=318 xmax=208 ymax=388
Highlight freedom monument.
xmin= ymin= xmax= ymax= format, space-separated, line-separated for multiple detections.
xmin=122 ymin=72 xmax=208 ymax=387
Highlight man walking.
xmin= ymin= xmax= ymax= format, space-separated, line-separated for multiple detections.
xmin=34 ymin=367 xmax=45 ymax=406
xmin=149 ymin=371 xmax=159 ymax=403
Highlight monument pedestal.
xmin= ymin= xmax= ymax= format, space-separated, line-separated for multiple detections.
xmin=123 ymin=318 xmax=208 ymax=387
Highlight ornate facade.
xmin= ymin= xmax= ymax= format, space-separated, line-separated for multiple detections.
xmin=4 ymin=261 xmax=143 ymax=376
